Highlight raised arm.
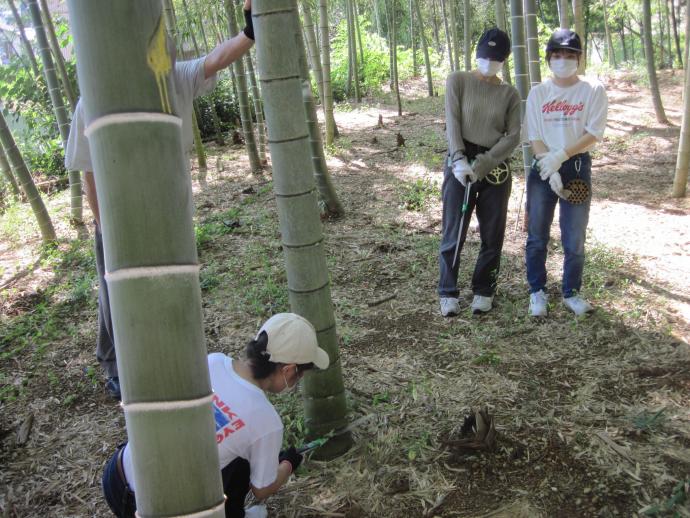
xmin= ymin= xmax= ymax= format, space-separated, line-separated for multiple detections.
xmin=203 ymin=0 xmax=254 ymax=79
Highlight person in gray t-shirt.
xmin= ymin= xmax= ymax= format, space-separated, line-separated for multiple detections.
xmin=65 ymin=1 xmax=255 ymax=399
xmin=439 ymin=28 xmax=521 ymax=317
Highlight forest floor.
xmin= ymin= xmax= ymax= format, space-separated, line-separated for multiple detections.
xmin=1 ymin=69 xmax=689 ymax=518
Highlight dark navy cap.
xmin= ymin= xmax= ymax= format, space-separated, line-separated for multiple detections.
xmin=476 ymin=28 xmax=511 ymax=61
xmin=546 ymin=29 xmax=583 ymax=53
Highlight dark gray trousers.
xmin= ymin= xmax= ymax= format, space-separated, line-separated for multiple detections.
xmin=94 ymin=224 xmax=117 ymax=378
xmin=438 ymin=160 xmax=512 ymax=298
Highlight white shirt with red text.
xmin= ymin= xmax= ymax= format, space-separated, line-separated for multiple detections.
xmin=122 ymin=354 xmax=283 ymax=492
xmin=525 ymin=77 xmax=608 ymax=152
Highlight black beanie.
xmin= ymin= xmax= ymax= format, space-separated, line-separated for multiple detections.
xmin=476 ymin=28 xmax=511 ymax=61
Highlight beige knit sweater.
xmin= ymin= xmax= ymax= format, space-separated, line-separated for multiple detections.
xmin=445 ymin=71 xmax=521 ymax=164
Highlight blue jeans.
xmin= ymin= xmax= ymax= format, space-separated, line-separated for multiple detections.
xmin=102 ymin=442 xmax=251 ymax=518
xmin=525 ymin=153 xmax=591 ymax=298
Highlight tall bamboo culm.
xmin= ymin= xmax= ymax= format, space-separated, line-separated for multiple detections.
xmin=673 ymin=8 xmax=690 ymax=197
xmin=302 ymin=1 xmax=326 ymax=109
xmin=413 ymin=0 xmax=434 ymax=96
xmin=319 ymin=0 xmax=338 ymax=145
xmin=449 ymin=0 xmax=460 ymax=71
xmin=495 ymin=0 xmax=512 ymax=84
xmin=28 ymin=0 xmax=82 ymax=224
xmin=253 ymin=0 xmax=351 ymax=458
xmin=440 ymin=0 xmax=454 ymax=70
xmin=391 ymin=0 xmax=403 ymax=116
xmin=509 ymin=0 xmax=532 ymax=228
xmin=642 ymin=0 xmax=669 ymax=123
xmin=290 ymin=0 xmax=344 ymax=216
xmin=7 ymin=0 xmax=41 ymax=78
xmin=572 ymin=0 xmax=585 ymax=73
xmin=523 ymin=0 xmax=542 ymax=87
xmin=463 ymin=0 xmax=471 ymax=71
xmin=67 ymin=1 xmax=225 ymax=516
xmin=245 ymin=51 xmax=267 ymax=163
xmin=39 ymin=0 xmax=77 ymax=112
xmin=225 ymin=0 xmax=261 ymax=172
xmin=0 ymin=144 xmax=21 ymax=200
xmin=0 ymin=108 xmax=56 ymax=243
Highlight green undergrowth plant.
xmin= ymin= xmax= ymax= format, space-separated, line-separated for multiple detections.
xmin=399 ymin=177 xmax=440 ymax=211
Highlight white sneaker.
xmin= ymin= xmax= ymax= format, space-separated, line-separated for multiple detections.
xmin=440 ymin=297 xmax=460 ymax=317
xmin=563 ymin=295 xmax=593 ymax=316
xmin=471 ymin=295 xmax=493 ymax=314
xmin=529 ymin=290 xmax=548 ymax=317
xmin=245 ymin=505 xmax=268 ymax=518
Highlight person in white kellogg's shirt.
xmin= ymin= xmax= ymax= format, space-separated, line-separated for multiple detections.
xmin=524 ymin=29 xmax=608 ymax=318
xmin=100 ymin=313 xmax=330 ymax=518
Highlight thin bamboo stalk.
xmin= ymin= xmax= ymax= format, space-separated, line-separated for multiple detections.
xmin=495 ymin=0 xmax=512 ymax=83
xmin=7 ymin=0 xmax=41 ymax=78
xmin=319 ymin=0 xmax=337 ymax=145
xmin=0 ymin=139 xmax=21 ymax=200
xmin=523 ymin=0 xmax=542 ymax=87
xmin=39 ymin=0 xmax=76 ymax=112
xmin=414 ymin=0 xmax=434 ymax=96
xmin=225 ymin=0 xmax=262 ymax=172
xmin=28 ymin=0 xmax=82 ymax=223
xmin=0 ymin=108 xmax=55 ymax=242
xmin=253 ymin=0 xmax=350 ymax=457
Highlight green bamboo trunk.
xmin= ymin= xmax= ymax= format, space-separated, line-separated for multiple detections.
xmin=0 ymin=139 xmax=21 ymax=200
xmin=245 ymin=50 xmax=267 ymax=163
xmin=495 ymin=0 xmax=512 ymax=84
xmin=301 ymin=1 xmax=326 ymax=107
xmin=290 ymin=0 xmax=344 ymax=216
xmin=523 ymin=0 xmax=541 ymax=87
xmin=449 ymin=0 xmax=459 ymax=71
xmin=0 ymin=108 xmax=56 ymax=243
xmin=391 ymin=0 xmax=402 ymax=116
xmin=67 ymin=1 xmax=224 ymax=515
xmin=7 ymin=0 xmax=41 ymax=78
xmin=225 ymin=0 xmax=262 ymax=172
xmin=319 ymin=0 xmax=338 ymax=145
xmin=354 ymin=0 xmax=364 ymax=64
xmin=510 ymin=0 xmax=533 ymax=225
xmin=643 ymin=0 xmax=668 ymax=123
xmin=253 ymin=0 xmax=351 ymax=458
xmin=673 ymin=52 xmax=690 ymax=197
xmin=28 ymin=0 xmax=82 ymax=224
xmin=463 ymin=0 xmax=471 ymax=71
xmin=410 ymin=0 xmax=417 ymax=74
xmin=440 ymin=0 xmax=454 ymax=69
xmin=39 ymin=0 xmax=77 ymax=112
xmin=572 ymin=0 xmax=585 ymax=73
xmin=414 ymin=0 xmax=433 ymax=96
xmin=348 ymin=0 xmax=361 ymax=102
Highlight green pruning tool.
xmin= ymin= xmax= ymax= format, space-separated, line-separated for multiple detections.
xmin=296 ymin=414 xmax=376 ymax=454
xmin=452 ymin=180 xmax=473 ymax=269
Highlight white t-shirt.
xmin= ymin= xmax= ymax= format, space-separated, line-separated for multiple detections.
xmin=65 ymin=57 xmax=217 ymax=172
xmin=525 ymin=77 xmax=608 ymax=152
xmin=122 ymin=354 xmax=283 ymax=493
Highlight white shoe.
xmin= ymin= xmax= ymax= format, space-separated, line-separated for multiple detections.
xmin=563 ymin=295 xmax=593 ymax=316
xmin=529 ymin=290 xmax=548 ymax=317
xmin=440 ymin=297 xmax=460 ymax=317
xmin=471 ymin=295 xmax=493 ymax=314
xmin=245 ymin=505 xmax=268 ymax=518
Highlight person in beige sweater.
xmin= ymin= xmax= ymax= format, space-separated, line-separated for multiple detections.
xmin=439 ymin=28 xmax=521 ymax=317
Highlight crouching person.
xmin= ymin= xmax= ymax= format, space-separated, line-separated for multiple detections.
xmin=101 ymin=313 xmax=330 ymax=518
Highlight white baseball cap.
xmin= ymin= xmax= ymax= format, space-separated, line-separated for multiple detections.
xmin=257 ymin=313 xmax=330 ymax=370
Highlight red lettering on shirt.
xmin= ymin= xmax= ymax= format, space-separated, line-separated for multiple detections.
xmin=541 ymin=100 xmax=584 ymax=117
xmin=233 ymin=419 xmax=245 ymax=431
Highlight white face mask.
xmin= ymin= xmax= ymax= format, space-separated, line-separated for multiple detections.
xmin=476 ymin=58 xmax=503 ymax=77
xmin=549 ymin=57 xmax=578 ymax=78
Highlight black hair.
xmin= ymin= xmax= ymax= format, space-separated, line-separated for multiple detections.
xmin=245 ymin=331 xmax=316 ymax=379
xmin=545 ymin=49 xmax=582 ymax=64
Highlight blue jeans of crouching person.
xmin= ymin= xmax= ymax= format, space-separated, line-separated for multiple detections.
xmin=102 ymin=443 xmax=251 ymax=517
xmin=525 ymin=152 xmax=592 ymax=298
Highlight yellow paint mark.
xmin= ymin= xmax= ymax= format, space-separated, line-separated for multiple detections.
xmin=147 ymin=14 xmax=173 ymax=114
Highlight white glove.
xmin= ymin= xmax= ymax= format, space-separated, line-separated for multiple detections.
xmin=452 ymin=158 xmax=476 ymax=187
xmin=548 ymin=172 xmax=568 ymax=199
xmin=537 ymin=149 xmax=569 ymax=180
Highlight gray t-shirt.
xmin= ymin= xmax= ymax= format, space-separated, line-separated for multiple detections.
xmin=65 ymin=57 xmax=217 ymax=172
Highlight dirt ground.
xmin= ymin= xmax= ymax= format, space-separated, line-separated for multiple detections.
xmin=1 ymin=70 xmax=689 ymax=517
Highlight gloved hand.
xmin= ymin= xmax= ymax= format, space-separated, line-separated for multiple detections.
xmin=452 ymin=157 xmax=476 ymax=187
xmin=548 ymin=172 xmax=568 ymax=199
xmin=471 ymin=152 xmax=498 ymax=180
xmin=279 ymin=446 xmax=303 ymax=473
xmin=537 ymin=149 xmax=568 ymax=180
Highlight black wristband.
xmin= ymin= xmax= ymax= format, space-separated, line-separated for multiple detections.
xmin=242 ymin=9 xmax=254 ymax=40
